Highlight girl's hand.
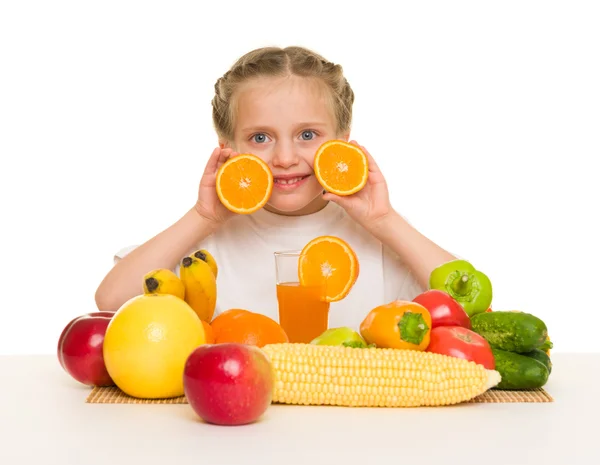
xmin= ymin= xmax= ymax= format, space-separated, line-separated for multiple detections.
xmin=194 ymin=147 xmax=238 ymax=227
xmin=322 ymin=141 xmax=394 ymax=230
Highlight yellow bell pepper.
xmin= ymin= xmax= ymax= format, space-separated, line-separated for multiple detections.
xmin=359 ymin=300 xmax=432 ymax=350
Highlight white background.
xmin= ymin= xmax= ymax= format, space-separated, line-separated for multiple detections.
xmin=1 ymin=1 xmax=598 ymax=355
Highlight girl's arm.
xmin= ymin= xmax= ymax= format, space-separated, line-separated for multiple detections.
xmin=95 ymin=146 xmax=238 ymax=311
xmin=369 ymin=212 xmax=457 ymax=291
xmin=94 ymin=208 xmax=219 ymax=311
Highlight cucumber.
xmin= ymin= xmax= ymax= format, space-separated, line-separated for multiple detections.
xmin=523 ymin=348 xmax=552 ymax=374
xmin=492 ymin=347 xmax=549 ymax=390
xmin=470 ymin=311 xmax=548 ymax=353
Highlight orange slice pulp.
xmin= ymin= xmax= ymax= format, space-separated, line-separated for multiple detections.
xmin=314 ymin=140 xmax=368 ymax=196
xmin=216 ymin=154 xmax=273 ymax=214
xmin=298 ymin=235 xmax=359 ymax=302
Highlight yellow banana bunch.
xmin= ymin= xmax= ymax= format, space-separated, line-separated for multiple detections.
xmin=142 ymin=268 xmax=185 ymax=300
xmin=190 ymin=249 xmax=218 ymax=278
xmin=180 ymin=255 xmax=217 ymax=322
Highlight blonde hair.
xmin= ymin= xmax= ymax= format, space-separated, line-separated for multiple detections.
xmin=211 ymin=46 xmax=354 ymax=142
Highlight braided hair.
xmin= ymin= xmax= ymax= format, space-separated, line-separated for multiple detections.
xmin=212 ymin=46 xmax=355 ymax=142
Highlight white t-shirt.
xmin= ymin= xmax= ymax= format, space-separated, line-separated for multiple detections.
xmin=115 ymin=202 xmax=425 ymax=332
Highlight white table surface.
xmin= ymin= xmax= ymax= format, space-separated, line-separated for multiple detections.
xmin=1 ymin=353 xmax=598 ymax=465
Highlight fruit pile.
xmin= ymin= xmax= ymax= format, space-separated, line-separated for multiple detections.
xmin=58 ymin=241 xmax=553 ymax=424
xmin=58 ymin=248 xmax=287 ymax=426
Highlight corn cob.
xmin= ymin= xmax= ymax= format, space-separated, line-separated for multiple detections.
xmin=261 ymin=343 xmax=501 ymax=407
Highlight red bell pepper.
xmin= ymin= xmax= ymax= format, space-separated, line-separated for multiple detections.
xmin=412 ymin=289 xmax=471 ymax=329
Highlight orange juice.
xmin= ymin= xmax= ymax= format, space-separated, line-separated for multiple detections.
xmin=276 ymin=282 xmax=330 ymax=343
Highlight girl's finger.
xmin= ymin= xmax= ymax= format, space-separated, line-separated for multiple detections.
xmin=216 ymin=148 xmax=236 ymax=169
xmin=323 ymin=191 xmax=353 ymax=209
xmin=203 ymin=147 xmax=223 ymax=176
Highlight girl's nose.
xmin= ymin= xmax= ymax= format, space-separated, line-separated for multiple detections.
xmin=271 ymin=142 xmax=300 ymax=168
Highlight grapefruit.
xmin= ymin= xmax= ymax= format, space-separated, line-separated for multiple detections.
xmin=103 ymin=294 xmax=206 ymax=399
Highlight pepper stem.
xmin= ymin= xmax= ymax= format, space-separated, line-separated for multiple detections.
xmin=451 ymin=273 xmax=471 ymax=296
xmin=398 ymin=312 xmax=429 ymax=345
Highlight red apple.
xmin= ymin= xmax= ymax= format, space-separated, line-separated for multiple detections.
xmin=412 ymin=289 xmax=471 ymax=329
xmin=426 ymin=326 xmax=495 ymax=370
xmin=57 ymin=311 xmax=116 ymax=386
xmin=183 ymin=343 xmax=274 ymax=426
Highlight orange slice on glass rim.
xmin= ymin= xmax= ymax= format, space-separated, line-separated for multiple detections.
xmin=314 ymin=140 xmax=368 ymax=196
xmin=298 ymin=235 xmax=359 ymax=302
xmin=216 ymin=154 xmax=273 ymax=214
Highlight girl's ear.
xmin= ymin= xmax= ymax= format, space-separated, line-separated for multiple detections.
xmin=341 ymin=132 xmax=350 ymax=142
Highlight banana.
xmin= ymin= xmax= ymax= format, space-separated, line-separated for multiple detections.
xmin=143 ymin=268 xmax=185 ymax=300
xmin=190 ymin=249 xmax=218 ymax=278
xmin=180 ymin=256 xmax=217 ymax=322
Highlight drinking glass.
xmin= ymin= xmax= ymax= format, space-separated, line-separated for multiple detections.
xmin=274 ymin=251 xmax=330 ymax=343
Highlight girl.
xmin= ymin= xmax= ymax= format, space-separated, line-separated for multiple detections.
xmin=95 ymin=46 xmax=457 ymax=331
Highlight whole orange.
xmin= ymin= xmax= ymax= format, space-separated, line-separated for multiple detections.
xmin=201 ymin=320 xmax=215 ymax=344
xmin=210 ymin=309 xmax=251 ymax=340
xmin=214 ymin=311 xmax=288 ymax=347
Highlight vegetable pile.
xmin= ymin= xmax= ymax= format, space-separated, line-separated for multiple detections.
xmin=311 ymin=258 xmax=553 ymax=391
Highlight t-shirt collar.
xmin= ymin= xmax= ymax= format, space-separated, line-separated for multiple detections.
xmin=249 ymin=201 xmax=344 ymax=231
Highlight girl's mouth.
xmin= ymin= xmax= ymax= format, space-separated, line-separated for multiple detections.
xmin=273 ymin=175 xmax=310 ymax=191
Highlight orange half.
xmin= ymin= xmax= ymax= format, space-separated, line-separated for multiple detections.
xmin=216 ymin=154 xmax=273 ymax=214
xmin=298 ymin=235 xmax=359 ymax=302
xmin=314 ymin=140 xmax=368 ymax=196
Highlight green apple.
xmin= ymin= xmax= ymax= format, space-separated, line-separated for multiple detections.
xmin=310 ymin=327 xmax=370 ymax=348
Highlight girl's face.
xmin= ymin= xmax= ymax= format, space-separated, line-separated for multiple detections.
xmin=225 ymin=75 xmax=347 ymax=216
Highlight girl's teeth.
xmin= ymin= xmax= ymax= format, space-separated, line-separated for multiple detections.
xmin=276 ymin=177 xmax=303 ymax=185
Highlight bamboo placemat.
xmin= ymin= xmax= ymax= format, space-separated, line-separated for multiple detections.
xmin=86 ymin=386 xmax=553 ymax=405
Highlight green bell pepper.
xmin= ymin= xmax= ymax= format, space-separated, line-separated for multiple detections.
xmin=310 ymin=327 xmax=371 ymax=348
xmin=428 ymin=259 xmax=493 ymax=317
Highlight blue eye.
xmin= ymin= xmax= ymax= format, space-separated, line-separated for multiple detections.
xmin=253 ymin=133 xmax=268 ymax=143
xmin=301 ymin=130 xmax=315 ymax=140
